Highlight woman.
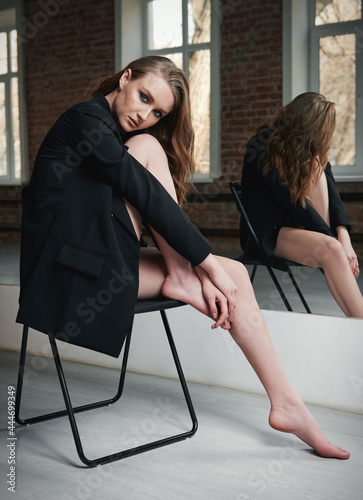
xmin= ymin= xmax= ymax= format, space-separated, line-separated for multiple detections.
xmin=241 ymin=92 xmax=363 ymax=318
xmin=17 ymin=58 xmax=349 ymax=459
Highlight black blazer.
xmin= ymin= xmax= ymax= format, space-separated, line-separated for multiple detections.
xmin=16 ymin=95 xmax=212 ymax=357
xmin=240 ymin=131 xmax=351 ymax=258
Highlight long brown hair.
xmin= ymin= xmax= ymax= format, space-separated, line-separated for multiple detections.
xmin=88 ymin=56 xmax=194 ymax=205
xmin=255 ymin=92 xmax=336 ymax=206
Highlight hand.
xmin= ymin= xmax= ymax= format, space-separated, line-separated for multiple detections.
xmin=337 ymin=226 xmax=360 ymax=279
xmin=195 ymin=266 xmax=232 ymax=330
xmin=196 ymin=254 xmax=237 ymax=328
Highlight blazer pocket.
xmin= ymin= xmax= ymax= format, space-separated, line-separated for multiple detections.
xmin=55 ymin=243 xmax=106 ymax=278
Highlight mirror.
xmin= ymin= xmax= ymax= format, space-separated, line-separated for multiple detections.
xmin=241 ymin=262 xmax=363 ymax=318
xmin=0 ymin=242 xmax=362 ymax=319
xmin=0 ymin=242 xmax=19 ymax=286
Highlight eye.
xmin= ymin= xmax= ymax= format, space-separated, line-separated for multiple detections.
xmin=153 ymin=110 xmax=162 ymax=119
xmin=140 ymin=92 xmax=148 ymax=103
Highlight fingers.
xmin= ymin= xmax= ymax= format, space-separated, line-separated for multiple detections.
xmin=195 ymin=257 xmax=237 ymax=329
xmin=209 ymin=275 xmax=237 ymax=325
xmin=205 ymin=291 xmax=231 ymax=330
xmin=211 ymin=297 xmax=229 ymax=329
xmin=205 ymin=294 xmax=219 ymax=321
xmin=349 ymin=255 xmax=359 ymax=279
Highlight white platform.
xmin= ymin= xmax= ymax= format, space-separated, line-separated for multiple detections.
xmin=1 ymin=284 xmax=362 ymax=414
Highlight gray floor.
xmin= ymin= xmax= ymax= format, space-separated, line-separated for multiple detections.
xmin=1 ymin=350 xmax=363 ymax=500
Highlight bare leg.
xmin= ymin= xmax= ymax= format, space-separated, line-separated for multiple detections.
xmin=138 ymin=250 xmax=350 ymax=459
xmin=274 ymin=227 xmax=363 ymax=317
xmin=125 ymin=134 xmax=215 ymax=319
xmin=124 ymin=134 xmax=350 ymax=458
xmin=216 ymin=256 xmax=350 ymax=459
xmin=306 ymin=168 xmax=330 ymax=227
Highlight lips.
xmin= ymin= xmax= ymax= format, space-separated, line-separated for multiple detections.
xmin=128 ymin=117 xmax=139 ymax=128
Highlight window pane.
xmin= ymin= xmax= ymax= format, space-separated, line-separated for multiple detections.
xmin=0 ymin=32 xmax=8 ymax=75
xmin=11 ymin=77 xmax=21 ymax=179
xmin=148 ymin=0 xmax=182 ymax=50
xmin=188 ymin=0 xmax=210 ymax=44
xmin=164 ymin=52 xmax=183 ymax=69
xmin=10 ymin=29 xmax=17 ymax=72
xmin=315 ymin=0 xmax=361 ymax=25
xmin=0 ymin=82 xmax=7 ymax=176
xmin=319 ymin=34 xmax=356 ymax=166
xmin=188 ymin=49 xmax=210 ymax=174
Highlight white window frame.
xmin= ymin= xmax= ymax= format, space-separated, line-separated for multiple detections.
xmin=283 ymin=0 xmax=363 ymax=182
xmin=115 ymin=0 xmax=221 ymax=182
xmin=0 ymin=0 xmax=27 ymax=185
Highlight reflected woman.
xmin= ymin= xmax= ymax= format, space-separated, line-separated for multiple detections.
xmin=17 ymin=59 xmax=350 ymax=459
xmin=241 ymin=92 xmax=363 ymax=318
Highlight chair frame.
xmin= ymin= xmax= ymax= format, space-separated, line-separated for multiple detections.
xmin=230 ymin=181 xmax=312 ymax=313
xmin=15 ymin=299 xmax=198 ymax=468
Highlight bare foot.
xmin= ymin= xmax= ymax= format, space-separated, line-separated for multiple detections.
xmin=161 ymin=270 xmax=211 ymax=317
xmin=269 ymin=399 xmax=350 ymax=459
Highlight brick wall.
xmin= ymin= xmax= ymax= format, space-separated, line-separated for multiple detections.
xmin=0 ymin=0 xmax=115 ymax=242
xmin=1 ymin=0 xmax=362 ymax=257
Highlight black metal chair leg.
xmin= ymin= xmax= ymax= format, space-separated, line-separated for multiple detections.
xmin=15 ymin=309 xmax=198 ymax=467
xmin=265 ymin=265 xmax=293 ymax=311
xmin=15 ymin=325 xmax=29 ymax=424
xmin=286 ymin=268 xmax=312 ymax=313
xmin=250 ymin=264 xmax=257 ymax=284
xmin=229 ymin=182 xmax=312 ymax=313
xmin=15 ymin=325 xmax=132 ymax=426
xmin=160 ymin=310 xmax=198 ymax=433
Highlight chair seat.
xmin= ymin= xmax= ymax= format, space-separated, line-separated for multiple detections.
xmin=135 ymin=298 xmax=186 ymax=314
xmin=15 ymin=297 xmax=196 ymax=467
xmin=230 ymin=181 xmax=313 ymax=313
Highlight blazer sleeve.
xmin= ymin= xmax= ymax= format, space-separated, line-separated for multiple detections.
xmin=68 ymin=108 xmax=212 ymax=266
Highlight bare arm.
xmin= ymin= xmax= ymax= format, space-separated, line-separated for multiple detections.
xmin=196 ymin=254 xmax=237 ymax=328
xmin=336 ymin=225 xmax=360 ymax=278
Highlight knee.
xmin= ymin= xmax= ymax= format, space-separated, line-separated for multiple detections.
xmin=229 ymin=259 xmax=250 ymax=285
xmin=313 ymin=236 xmax=346 ymax=267
xmin=125 ymin=134 xmax=167 ymax=169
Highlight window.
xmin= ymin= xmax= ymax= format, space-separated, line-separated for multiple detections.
xmin=310 ymin=0 xmax=363 ymax=180
xmin=116 ymin=0 xmax=220 ymax=181
xmin=283 ymin=0 xmax=363 ymax=181
xmin=0 ymin=1 xmax=26 ymax=185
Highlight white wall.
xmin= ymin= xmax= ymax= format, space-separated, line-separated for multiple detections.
xmin=1 ymin=284 xmax=363 ymax=414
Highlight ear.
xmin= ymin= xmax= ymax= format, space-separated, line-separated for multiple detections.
xmin=119 ymin=69 xmax=132 ymax=90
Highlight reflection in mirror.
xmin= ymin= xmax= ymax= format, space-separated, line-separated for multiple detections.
xmin=0 ymin=243 xmax=20 ymax=286
xmin=243 ymin=263 xmax=363 ymax=318
xmin=0 ymin=243 xmax=362 ymax=319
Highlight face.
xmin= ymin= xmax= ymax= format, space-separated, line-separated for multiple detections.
xmin=109 ymin=69 xmax=175 ymax=132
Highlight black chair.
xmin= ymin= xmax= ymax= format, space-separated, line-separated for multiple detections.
xmin=230 ymin=181 xmax=312 ymax=313
xmin=15 ymin=298 xmax=198 ymax=467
